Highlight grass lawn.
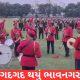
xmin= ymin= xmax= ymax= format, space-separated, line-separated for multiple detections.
xmin=0 ymin=18 xmax=77 ymax=70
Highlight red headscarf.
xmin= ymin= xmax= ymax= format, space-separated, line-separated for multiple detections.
xmin=26 ymin=26 xmax=36 ymax=38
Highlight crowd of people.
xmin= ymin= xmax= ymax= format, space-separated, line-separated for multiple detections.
xmin=0 ymin=16 xmax=80 ymax=70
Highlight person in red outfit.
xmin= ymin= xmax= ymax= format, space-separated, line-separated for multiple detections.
xmin=45 ymin=20 xmax=56 ymax=54
xmin=11 ymin=22 xmax=22 ymax=57
xmin=17 ymin=27 xmax=42 ymax=70
xmin=62 ymin=23 xmax=73 ymax=57
xmin=0 ymin=30 xmax=6 ymax=44
xmin=0 ymin=21 xmax=7 ymax=44
xmin=74 ymin=27 xmax=80 ymax=70
xmin=0 ymin=20 xmax=5 ymax=30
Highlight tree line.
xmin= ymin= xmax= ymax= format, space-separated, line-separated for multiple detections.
xmin=0 ymin=2 xmax=80 ymax=17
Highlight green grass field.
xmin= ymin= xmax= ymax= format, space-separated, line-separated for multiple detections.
xmin=0 ymin=18 xmax=77 ymax=70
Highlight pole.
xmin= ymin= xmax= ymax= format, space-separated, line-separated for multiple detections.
xmin=35 ymin=0 xmax=38 ymax=18
xmin=47 ymin=0 xmax=51 ymax=17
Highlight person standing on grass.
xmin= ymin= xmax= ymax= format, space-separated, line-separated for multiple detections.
xmin=38 ymin=22 xmax=44 ymax=39
xmin=62 ymin=23 xmax=73 ymax=57
xmin=0 ymin=20 xmax=7 ymax=44
xmin=74 ymin=27 xmax=80 ymax=70
xmin=11 ymin=21 xmax=22 ymax=57
xmin=54 ymin=21 xmax=59 ymax=40
xmin=17 ymin=26 xmax=42 ymax=70
xmin=45 ymin=20 xmax=56 ymax=54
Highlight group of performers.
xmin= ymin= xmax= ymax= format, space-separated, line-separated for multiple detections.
xmin=0 ymin=16 xmax=80 ymax=70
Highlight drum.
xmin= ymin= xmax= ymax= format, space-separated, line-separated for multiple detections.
xmin=5 ymin=39 xmax=14 ymax=49
xmin=0 ymin=44 xmax=12 ymax=65
xmin=67 ymin=38 xmax=76 ymax=49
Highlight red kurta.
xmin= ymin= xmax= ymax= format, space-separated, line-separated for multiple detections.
xmin=74 ymin=37 xmax=80 ymax=59
xmin=0 ymin=21 xmax=5 ymax=30
xmin=17 ymin=39 xmax=42 ymax=67
xmin=62 ymin=26 xmax=73 ymax=42
xmin=11 ymin=28 xmax=22 ymax=42
xmin=45 ymin=26 xmax=56 ymax=42
xmin=0 ymin=30 xmax=6 ymax=44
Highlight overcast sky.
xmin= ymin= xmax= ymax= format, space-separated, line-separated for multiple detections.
xmin=0 ymin=0 xmax=80 ymax=7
